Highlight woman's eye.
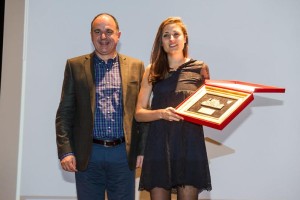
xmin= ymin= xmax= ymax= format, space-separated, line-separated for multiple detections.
xmin=162 ymin=33 xmax=181 ymax=39
xmin=173 ymin=33 xmax=180 ymax=37
xmin=163 ymin=34 xmax=170 ymax=38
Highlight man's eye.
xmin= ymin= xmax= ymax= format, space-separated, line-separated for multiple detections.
xmin=106 ymin=30 xmax=113 ymax=35
xmin=94 ymin=30 xmax=100 ymax=34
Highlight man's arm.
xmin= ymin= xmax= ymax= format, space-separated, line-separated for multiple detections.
xmin=55 ymin=60 xmax=76 ymax=164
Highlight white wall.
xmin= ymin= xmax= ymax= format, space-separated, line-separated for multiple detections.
xmin=0 ymin=0 xmax=25 ymax=199
xmin=1 ymin=0 xmax=299 ymax=199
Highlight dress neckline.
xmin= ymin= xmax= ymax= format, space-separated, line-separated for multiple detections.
xmin=169 ymin=59 xmax=195 ymax=72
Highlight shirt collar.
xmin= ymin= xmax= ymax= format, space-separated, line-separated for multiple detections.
xmin=94 ymin=53 xmax=118 ymax=65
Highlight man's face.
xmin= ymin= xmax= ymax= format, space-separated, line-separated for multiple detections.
xmin=91 ymin=15 xmax=121 ymax=60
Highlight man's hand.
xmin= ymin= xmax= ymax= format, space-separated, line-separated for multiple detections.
xmin=60 ymin=155 xmax=77 ymax=172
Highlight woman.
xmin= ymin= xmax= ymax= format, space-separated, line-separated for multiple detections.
xmin=135 ymin=17 xmax=212 ymax=200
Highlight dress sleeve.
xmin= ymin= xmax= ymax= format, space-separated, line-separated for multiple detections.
xmin=201 ymin=63 xmax=210 ymax=80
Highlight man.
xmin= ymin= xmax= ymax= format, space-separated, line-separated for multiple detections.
xmin=55 ymin=13 xmax=145 ymax=200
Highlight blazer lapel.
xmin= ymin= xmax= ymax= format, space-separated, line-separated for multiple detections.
xmin=84 ymin=53 xmax=96 ymax=115
xmin=118 ymin=54 xmax=128 ymax=108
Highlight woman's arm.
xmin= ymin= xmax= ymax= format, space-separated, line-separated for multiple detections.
xmin=135 ymin=65 xmax=183 ymax=122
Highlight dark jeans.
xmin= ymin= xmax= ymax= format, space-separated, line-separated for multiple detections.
xmin=75 ymin=143 xmax=135 ymax=200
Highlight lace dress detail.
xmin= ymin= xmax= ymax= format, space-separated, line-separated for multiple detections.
xmin=139 ymin=59 xmax=212 ymax=192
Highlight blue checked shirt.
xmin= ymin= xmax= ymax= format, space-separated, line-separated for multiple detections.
xmin=93 ymin=55 xmax=124 ymax=140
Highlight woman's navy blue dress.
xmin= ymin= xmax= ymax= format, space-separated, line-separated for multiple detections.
xmin=139 ymin=59 xmax=212 ymax=192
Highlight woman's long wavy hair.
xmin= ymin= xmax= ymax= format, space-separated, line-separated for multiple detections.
xmin=149 ymin=17 xmax=189 ymax=83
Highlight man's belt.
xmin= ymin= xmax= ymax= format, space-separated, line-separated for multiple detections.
xmin=93 ymin=137 xmax=125 ymax=147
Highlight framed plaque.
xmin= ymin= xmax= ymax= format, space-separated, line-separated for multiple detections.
xmin=175 ymin=80 xmax=285 ymax=130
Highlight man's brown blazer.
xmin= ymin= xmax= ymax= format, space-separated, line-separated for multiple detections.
xmin=55 ymin=52 xmax=145 ymax=171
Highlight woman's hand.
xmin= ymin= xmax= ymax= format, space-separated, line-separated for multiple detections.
xmin=136 ymin=155 xmax=144 ymax=168
xmin=160 ymin=107 xmax=183 ymax=121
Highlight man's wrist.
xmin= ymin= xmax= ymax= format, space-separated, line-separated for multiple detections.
xmin=59 ymin=152 xmax=74 ymax=160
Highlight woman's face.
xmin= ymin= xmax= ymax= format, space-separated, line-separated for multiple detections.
xmin=161 ymin=23 xmax=186 ymax=55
